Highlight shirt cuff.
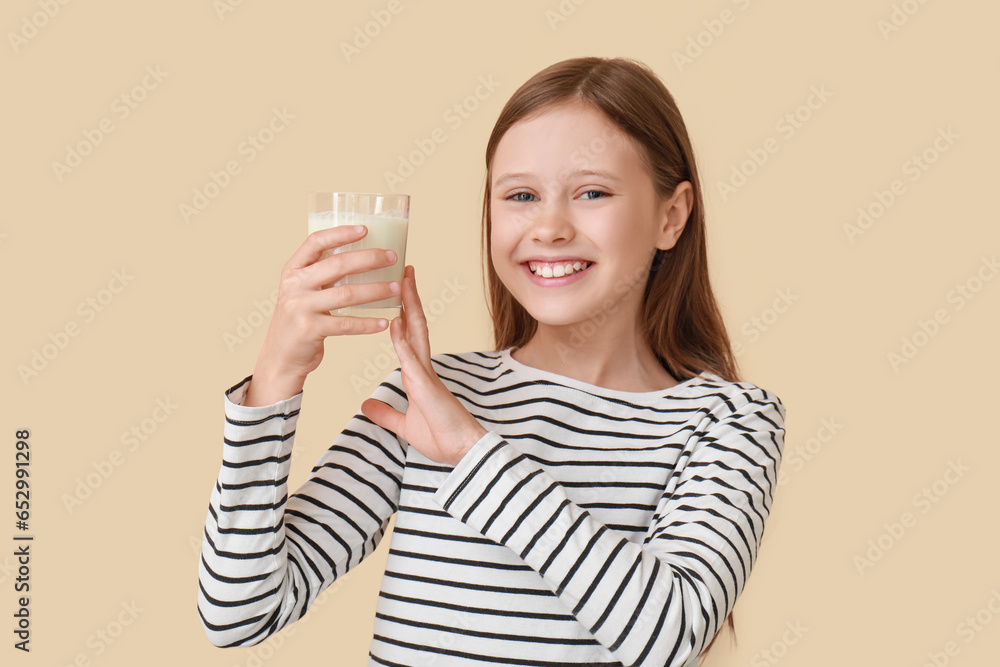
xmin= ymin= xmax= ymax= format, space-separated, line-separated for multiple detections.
xmin=224 ymin=374 xmax=303 ymax=419
xmin=432 ymin=431 xmax=522 ymax=520
xmin=222 ymin=375 xmax=303 ymax=467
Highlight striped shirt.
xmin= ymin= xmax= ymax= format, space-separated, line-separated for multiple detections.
xmin=198 ymin=348 xmax=785 ymax=666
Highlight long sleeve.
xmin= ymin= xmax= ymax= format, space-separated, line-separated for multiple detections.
xmin=431 ymin=384 xmax=785 ymax=667
xmin=198 ymin=372 xmax=407 ymax=648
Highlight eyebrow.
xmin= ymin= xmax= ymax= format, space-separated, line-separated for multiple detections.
xmin=492 ymin=169 xmax=621 ymax=188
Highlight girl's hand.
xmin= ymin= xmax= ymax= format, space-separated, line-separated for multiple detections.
xmin=245 ymin=225 xmax=400 ymax=406
xmin=361 ymin=266 xmax=488 ymax=467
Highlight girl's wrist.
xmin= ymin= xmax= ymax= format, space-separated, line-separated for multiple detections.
xmin=244 ymin=364 xmax=306 ymax=407
xmin=448 ymin=422 xmax=489 ymax=466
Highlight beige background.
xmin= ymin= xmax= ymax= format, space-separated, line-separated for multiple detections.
xmin=3 ymin=0 xmax=998 ymax=665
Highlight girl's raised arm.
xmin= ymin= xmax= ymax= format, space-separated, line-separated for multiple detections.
xmin=197 ymin=369 xmax=408 ymax=647
xmin=198 ymin=224 xmax=407 ymax=646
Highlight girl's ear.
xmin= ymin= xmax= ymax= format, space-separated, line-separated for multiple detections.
xmin=655 ymin=181 xmax=693 ymax=251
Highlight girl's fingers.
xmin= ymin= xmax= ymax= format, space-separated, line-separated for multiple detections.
xmin=313 ymin=279 xmax=400 ymax=311
xmin=288 ymin=225 xmax=368 ymax=270
xmin=390 ymin=317 xmax=418 ymax=373
xmin=320 ymin=313 xmax=390 ymax=336
xmin=306 ymin=247 xmax=397 ymax=291
xmin=360 ymin=398 xmax=404 ymax=436
xmin=366 ymin=318 xmax=431 ymax=437
xmin=390 ymin=317 xmax=435 ymax=391
xmin=401 ymin=266 xmax=433 ymax=369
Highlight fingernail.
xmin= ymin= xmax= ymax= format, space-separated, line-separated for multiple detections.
xmin=355 ymin=225 xmax=366 ymax=234
xmin=389 ymin=281 xmax=400 ymax=294
xmin=385 ymin=250 xmax=396 ymax=263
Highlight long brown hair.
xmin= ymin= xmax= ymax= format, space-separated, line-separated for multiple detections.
xmin=480 ymin=56 xmax=741 ymax=659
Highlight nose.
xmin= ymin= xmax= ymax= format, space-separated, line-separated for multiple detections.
xmin=525 ymin=199 xmax=574 ymax=244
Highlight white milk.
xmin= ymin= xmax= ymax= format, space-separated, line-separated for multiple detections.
xmin=308 ymin=210 xmax=408 ymax=308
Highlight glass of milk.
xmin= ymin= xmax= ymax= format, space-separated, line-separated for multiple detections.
xmin=307 ymin=192 xmax=409 ymax=314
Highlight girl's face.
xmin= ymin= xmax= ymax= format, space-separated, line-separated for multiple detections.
xmin=490 ymin=101 xmax=685 ymax=333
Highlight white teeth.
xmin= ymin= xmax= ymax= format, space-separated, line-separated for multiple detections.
xmin=528 ymin=260 xmax=590 ymax=277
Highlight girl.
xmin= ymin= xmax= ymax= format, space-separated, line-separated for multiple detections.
xmin=198 ymin=56 xmax=786 ymax=667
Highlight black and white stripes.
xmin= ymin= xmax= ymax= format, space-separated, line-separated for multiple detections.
xmin=199 ymin=349 xmax=785 ymax=666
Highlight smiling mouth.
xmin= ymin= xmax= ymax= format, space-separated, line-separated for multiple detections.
xmin=525 ymin=260 xmax=593 ymax=278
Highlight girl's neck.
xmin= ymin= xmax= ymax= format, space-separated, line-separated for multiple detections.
xmin=511 ymin=324 xmax=679 ymax=393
